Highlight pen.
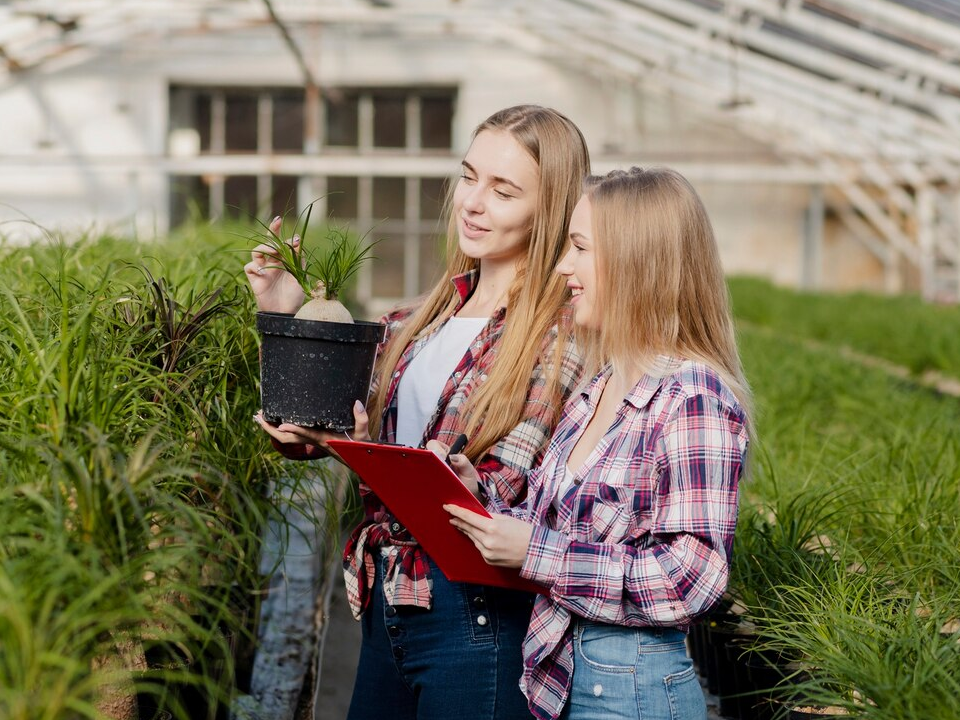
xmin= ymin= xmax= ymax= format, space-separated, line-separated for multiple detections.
xmin=446 ymin=433 xmax=468 ymax=468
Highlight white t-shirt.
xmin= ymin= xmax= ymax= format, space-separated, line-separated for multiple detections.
xmin=395 ymin=315 xmax=488 ymax=448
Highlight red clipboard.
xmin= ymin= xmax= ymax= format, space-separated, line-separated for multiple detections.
xmin=326 ymin=439 xmax=543 ymax=594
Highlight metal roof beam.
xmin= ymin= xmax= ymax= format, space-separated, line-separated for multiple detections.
xmin=738 ymin=0 xmax=960 ymax=92
xmin=807 ymin=0 xmax=960 ymax=53
xmin=544 ymin=0 xmax=960 ymax=165
xmin=617 ymin=0 xmax=960 ymax=139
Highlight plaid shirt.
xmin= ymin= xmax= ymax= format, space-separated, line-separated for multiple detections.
xmin=494 ymin=359 xmax=749 ymax=720
xmin=275 ymin=271 xmax=583 ymax=619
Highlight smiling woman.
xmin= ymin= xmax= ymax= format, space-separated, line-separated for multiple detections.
xmin=246 ymin=105 xmax=592 ymax=720
xmin=556 ymin=195 xmax=598 ymax=330
xmin=446 ymin=167 xmax=753 ymax=720
xmin=454 ymin=129 xmax=540 ymax=280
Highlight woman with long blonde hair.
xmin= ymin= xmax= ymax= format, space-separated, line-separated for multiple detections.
xmin=446 ymin=167 xmax=752 ymax=720
xmin=247 ymin=105 xmax=590 ymax=719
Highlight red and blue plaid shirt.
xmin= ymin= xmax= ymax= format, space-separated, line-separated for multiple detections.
xmin=275 ymin=271 xmax=583 ymax=619
xmin=490 ymin=359 xmax=749 ymax=720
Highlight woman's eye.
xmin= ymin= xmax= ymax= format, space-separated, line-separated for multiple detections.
xmin=460 ymin=173 xmax=476 ymax=183
xmin=494 ymin=189 xmax=514 ymax=199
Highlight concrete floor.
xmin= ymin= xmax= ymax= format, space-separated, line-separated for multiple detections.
xmin=316 ymin=584 xmax=362 ymax=720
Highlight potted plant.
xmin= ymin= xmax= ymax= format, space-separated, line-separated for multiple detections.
xmin=252 ymin=204 xmax=385 ymax=431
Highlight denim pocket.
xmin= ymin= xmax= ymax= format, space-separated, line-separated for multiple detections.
xmin=459 ymin=584 xmax=496 ymax=644
xmin=575 ymin=623 xmax=638 ymax=672
xmin=663 ymin=664 xmax=705 ymax=720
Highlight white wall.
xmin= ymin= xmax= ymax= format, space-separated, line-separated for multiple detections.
xmin=0 ymin=21 xmax=870 ymax=292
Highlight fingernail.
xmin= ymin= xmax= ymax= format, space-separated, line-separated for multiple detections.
xmin=293 ymin=234 xmax=300 ymax=243
xmin=354 ymin=400 xmax=365 ymax=413
xmin=272 ymin=215 xmax=280 ymax=223
xmin=252 ymin=414 xmax=261 ymax=424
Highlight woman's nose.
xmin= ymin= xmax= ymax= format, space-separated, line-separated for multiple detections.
xmin=462 ymin=185 xmax=483 ymax=213
xmin=555 ymin=247 xmax=574 ymax=275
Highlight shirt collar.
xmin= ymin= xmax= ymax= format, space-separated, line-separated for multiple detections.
xmin=450 ymin=269 xmax=507 ymax=321
xmin=583 ymin=356 xmax=685 ymax=411
xmin=450 ymin=270 xmax=477 ymax=308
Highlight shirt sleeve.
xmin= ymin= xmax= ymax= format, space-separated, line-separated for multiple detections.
xmin=478 ymin=328 xmax=583 ymax=510
xmin=520 ymin=393 xmax=748 ymax=627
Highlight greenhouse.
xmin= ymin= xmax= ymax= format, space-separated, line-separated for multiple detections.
xmin=0 ymin=1 xmax=958 ymax=719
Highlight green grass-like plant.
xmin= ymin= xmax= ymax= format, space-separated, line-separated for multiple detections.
xmin=250 ymin=200 xmax=377 ymax=302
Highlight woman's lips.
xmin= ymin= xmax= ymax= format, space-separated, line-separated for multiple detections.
xmin=460 ymin=216 xmax=489 ymax=239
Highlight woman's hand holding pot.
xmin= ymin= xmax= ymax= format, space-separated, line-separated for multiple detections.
xmin=254 ymin=400 xmax=371 ymax=464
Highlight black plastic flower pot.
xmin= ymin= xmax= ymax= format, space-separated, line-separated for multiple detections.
xmin=256 ymin=312 xmax=386 ymax=431
xmin=703 ymin=611 xmax=743 ymax=696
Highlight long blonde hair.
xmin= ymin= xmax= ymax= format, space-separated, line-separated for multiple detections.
xmin=367 ymin=105 xmax=590 ymax=459
xmin=582 ymin=167 xmax=752 ymax=419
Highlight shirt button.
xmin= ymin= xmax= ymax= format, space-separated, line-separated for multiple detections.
xmin=573 ymin=477 xmax=582 ymax=485
xmin=393 ymin=645 xmax=405 ymax=660
xmin=454 ymin=371 xmax=462 ymax=378
xmin=385 ymin=605 xmax=397 ymax=618
xmin=390 ymin=522 xmax=402 ymax=533
xmin=388 ymin=625 xmax=401 ymax=637
xmin=473 ymin=595 xmax=485 ymax=607
xmin=394 ymin=371 xmax=401 ymax=377
xmin=476 ymin=614 xmax=488 ymax=626
xmin=480 ymin=374 xmax=488 ymax=381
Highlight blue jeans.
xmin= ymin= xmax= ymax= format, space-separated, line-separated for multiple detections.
xmin=346 ymin=554 xmax=535 ymax=719
xmin=561 ymin=621 xmax=705 ymax=720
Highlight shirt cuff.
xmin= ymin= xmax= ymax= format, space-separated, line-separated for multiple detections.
xmin=270 ymin=437 xmax=328 ymax=460
xmin=520 ymin=525 xmax=571 ymax=588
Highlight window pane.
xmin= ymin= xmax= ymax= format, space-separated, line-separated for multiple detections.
xmin=327 ymin=176 xmax=358 ymax=219
xmin=225 ymin=93 xmax=259 ymax=152
xmin=419 ymin=233 xmax=446 ymax=294
xmin=169 ymin=87 xmax=211 ymax=154
xmin=325 ymin=93 xmax=359 ymax=147
xmin=224 ymin=175 xmax=259 ymax=219
xmin=373 ymin=177 xmax=406 ymax=221
xmin=271 ymin=175 xmax=299 ymax=219
xmin=273 ymin=91 xmax=304 ymax=152
xmin=169 ymin=175 xmax=208 ymax=228
xmin=419 ymin=177 xmax=449 ymax=221
xmin=195 ymin=93 xmax=212 ymax=152
xmin=373 ymin=95 xmax=406 ymax=148
xmin=371 ymin=233 xmax=405 ymax=298
xmin=421 ymin=96 xmax=453 ymax=149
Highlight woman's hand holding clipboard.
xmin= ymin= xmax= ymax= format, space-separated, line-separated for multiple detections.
xmin=424 ymin=434 xmax=480 ymax=499
xmin=325 ymin=438 xmax=543 ymax=594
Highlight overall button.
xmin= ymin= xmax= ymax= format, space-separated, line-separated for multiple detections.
xmin=393 ymin=646 xmax=405 ymax=660
xmin=388 ymin=625 xmax=401 ymax=637
xmin=385 ymin=605 xmax=397 ymax=618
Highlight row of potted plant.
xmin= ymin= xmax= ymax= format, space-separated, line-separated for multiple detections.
xmin=696 ymin=315 xmax=960 ymax=720
xmin=0 ymin=222 xmax=344 ymax=720
xmin=729 ymin=276 xmax=960 ymax=381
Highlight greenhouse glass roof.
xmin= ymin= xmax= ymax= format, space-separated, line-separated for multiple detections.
xmin=1 ymin=0 xmax=959 ymax=180
xmin=2 ymin=0 xmax=959 ymax=299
